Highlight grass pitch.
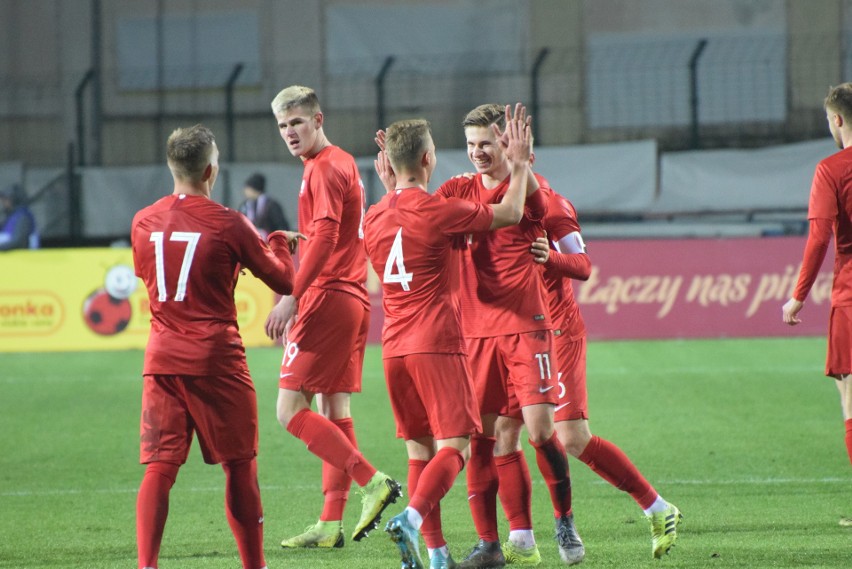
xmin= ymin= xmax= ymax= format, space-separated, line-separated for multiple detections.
xmin=0 ymin=337 xmax=849 ymax=568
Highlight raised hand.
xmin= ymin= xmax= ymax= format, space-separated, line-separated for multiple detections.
xmin=502 ymin=102 xmax=532 ymax=166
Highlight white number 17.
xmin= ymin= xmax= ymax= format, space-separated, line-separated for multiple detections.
xmin=149 ymin=231 xmax=201 ymax=302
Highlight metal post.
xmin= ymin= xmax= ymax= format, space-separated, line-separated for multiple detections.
xmin=67 ymin=142 xmax=82 ymax=245
xmin=531 ymin=48 xmax=550 ymax=143
xmin=91 ymin=0 xmax=103 ymax=165
xmin=225 ymin=63 xmax=244 ymax=163
xmin=75 ymin=69 xmax=95 ymax=167
xmin=689 ymin=39 xmax=708 ymax=150
xmin=376 ymin=56 xmax=395 ymax=133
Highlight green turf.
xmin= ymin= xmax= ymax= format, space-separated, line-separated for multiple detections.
xmin=1 ymin=337 xmax=849 ymax=568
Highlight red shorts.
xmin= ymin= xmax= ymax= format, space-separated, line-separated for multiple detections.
xmin=279 ymin=288 xmax=369 ymax=394
xmin=467 ymin=330 xmax=557 ymax=419
xmin=140 ymin=371 xmax=258 ymax=465
xmin=384 ymin=354 xmax=481 ymax=440
xmin=827 ymin=307 xmax=852 ymax=377
xmin=552 ymin=334 xmax=589 ymax=422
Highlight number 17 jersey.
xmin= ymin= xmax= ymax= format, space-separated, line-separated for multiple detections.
xmin=363 ymin=187 xmax=493 ymax=358
xmin=132 ymin=193 xmax=294 ymax=376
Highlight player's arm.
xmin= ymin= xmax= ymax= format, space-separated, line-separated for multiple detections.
xmin=530 ymin=233 xmax=591 ymax=281
xmin=783 ymin=217 xmax=832 ymax=325
xmin=489 ymin=103 xmax=531 ymax=229
xmin=235 ymin=218 xmax=295 ymax=295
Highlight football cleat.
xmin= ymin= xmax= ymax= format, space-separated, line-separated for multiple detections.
xmin=501 ymin=540 xmax=541 ymax=565
xmin=555 ymin=514 xmax=585 ymax=565
xmin=280 ymin=519 xmax=344 ymax=548
xmin=386 ymin=512 xmax=425 ymax=569
xmin=648 ymin=503 xmax=683 ymax=559
xmin=456 ymin=539 xmax=506 ymax=568
xmin=430 ymin=548 xmax=458 ymax=569
xmin=351 ymin=472 xmax=402 ymax=541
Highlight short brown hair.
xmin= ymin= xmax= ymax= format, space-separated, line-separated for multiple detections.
xmin=166 ymin=125 xmax=215 ymax=182
xmin=825 ymin=83 xmax=852 ymax=122
xmin=462 ymin=103 xmax=506 ymax=130
xmin=385 ymin=119 xmax=432 ymax=172
xmin=271 ymin=85 xmax=321 ymax=115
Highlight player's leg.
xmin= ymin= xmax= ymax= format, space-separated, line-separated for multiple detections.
xmin=837 ymin=375 xmax=852 ymax=465
xmin=137 ymin=461 xmax=180 ymax=569
xmin=184 ymin=372 xmax=269 ymax=569
xmin=494 ymin=414 xmax=538 ymax=565
xmin=459 ymin=338 xmax=509 ymax=569
xmin=222 ymin=457 xmax=266 ymax=569
xmin=280 ymin=292 xmax=399 ymax=542
xmin=137 ymin=375 xmax=192 ymax=569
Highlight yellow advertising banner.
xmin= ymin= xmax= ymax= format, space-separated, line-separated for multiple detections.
xmin=0 ymin=248 xmax=278 ymax=353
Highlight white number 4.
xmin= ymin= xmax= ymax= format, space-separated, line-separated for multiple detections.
xmin=383 ymin=228 xmax=413 ymax=291
xmin=149 ymin=231 xmax=201 ymax=302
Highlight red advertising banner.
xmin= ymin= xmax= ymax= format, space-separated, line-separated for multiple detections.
xmin=367 ymin=236 xmax=833 ymax=343
xmin=576 ymin=236 xmax=833 ymax=340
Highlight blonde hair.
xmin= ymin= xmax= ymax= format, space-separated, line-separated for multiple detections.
xmin=271 ymin=85 xmax=321 ymax=115
xmin=166 ymin=124 xmax=215 ymax=182
xmin=462 ymin=103 xmax=506 ymax=130
xmin=385 ymin=119 xmax=432 ymax=172
xmin=825 ymin=83 xmax=852 ymax=123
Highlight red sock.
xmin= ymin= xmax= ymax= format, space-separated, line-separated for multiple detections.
xmin=578 ymin=435 xmax=658 ymax=509
xmin=320 ymin=418 xmax=356 ymax=521
xmin=409 ymin=447 xmax=464 ymax=521
xmin=531 ymin=433 xmax=572 ymax=518
xmin=286 ymin=408 xmax=376 ymax=486
xmin=222 ymin=458 xmax=266 ymax=569
xmin=845 ymin=419 xmax=852 ymax=466
xmin=136 ymin=461 xmax=179 ymax=569
xmin=495 ymin=450 xmax=533 ymax=530
xmin=409 ymin=459 xmax=446 ymax=549
xmin=466 ymin=435 xmax=500 ymax=541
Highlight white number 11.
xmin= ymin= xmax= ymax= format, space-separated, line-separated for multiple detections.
xmin=149 ymin=231 xmax=201 ymax=302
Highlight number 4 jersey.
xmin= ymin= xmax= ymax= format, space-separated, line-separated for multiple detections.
xmin=363 ymin=187 xmax=493 ymax=358
xmin=131 ymin=193 xmax=294 ymax=376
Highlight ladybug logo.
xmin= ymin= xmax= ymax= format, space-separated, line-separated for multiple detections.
xmin=82 ymin=265 xmax=138 ymax=336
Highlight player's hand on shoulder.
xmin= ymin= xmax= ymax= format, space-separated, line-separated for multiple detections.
xmin=530 ymin=235 xmax=549 ymax=264
xmin=451 ymin=172 xmax=475 ymax=180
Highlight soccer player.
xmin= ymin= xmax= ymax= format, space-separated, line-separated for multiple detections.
xmin=783 ymin=83 xmax=852 ymax=509
xmin=529 ymin=191 xmax=683 ymax=559
xmin=266 ymin=85 xmax=401 ymax=547
xmin=131 ymin=124 xmax=295 ymax=569
xmin=436 ymin=104 xmax=584 ymax=567
xmin=364 ymin=105 xmax=532 ymax=569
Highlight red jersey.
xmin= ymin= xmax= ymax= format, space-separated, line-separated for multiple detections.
xmin=131 ymin=193 xmax=294 ymax=375
xmin=436 ymin=173 xmax=551 ymax=337
xmin=541 ymin=190 xmax=586 ymax=341
xmin=363 ymin=188 xmax=494 ymax=357
xmin=804 ymin=146 xmax=852 ymax=306
xmin=297 ymin=145 xmax=368 ymax=301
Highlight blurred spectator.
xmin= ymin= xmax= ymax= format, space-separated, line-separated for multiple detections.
xmin=237 ymin=172 xmax=290 ymax=239
xmin=0 ymin=184 xmax=39 ymax=251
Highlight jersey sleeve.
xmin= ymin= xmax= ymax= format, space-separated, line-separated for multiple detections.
xmin=309 ymin=160 xmax=348 ymax=223
xmin=232 ymin=213 xmax=294 ymax=295
xmin=434 ymin=197 xmax=494 ymax=235
xmin=793 ymin=217 xmax=833 ymax=301
xmin=808 ymin=162 xmax=839 ymax=221
xmin=545 ymin=194 xmax=582 ymax=240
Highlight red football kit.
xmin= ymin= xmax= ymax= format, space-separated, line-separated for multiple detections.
xmin=364 ymin=187 xmax=493 ymax=439
xmin=132 ymin=193 xmax=294 ymax=464
xmin=540 ymin=190 xmax=589 ymax=422
xmin=794 ymin=146 xmax=852 ymax=376
xmin=280 ymin=145 xmax=370 ymax=394
xmin=437 ymin=173 xmax=556 ymax=414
